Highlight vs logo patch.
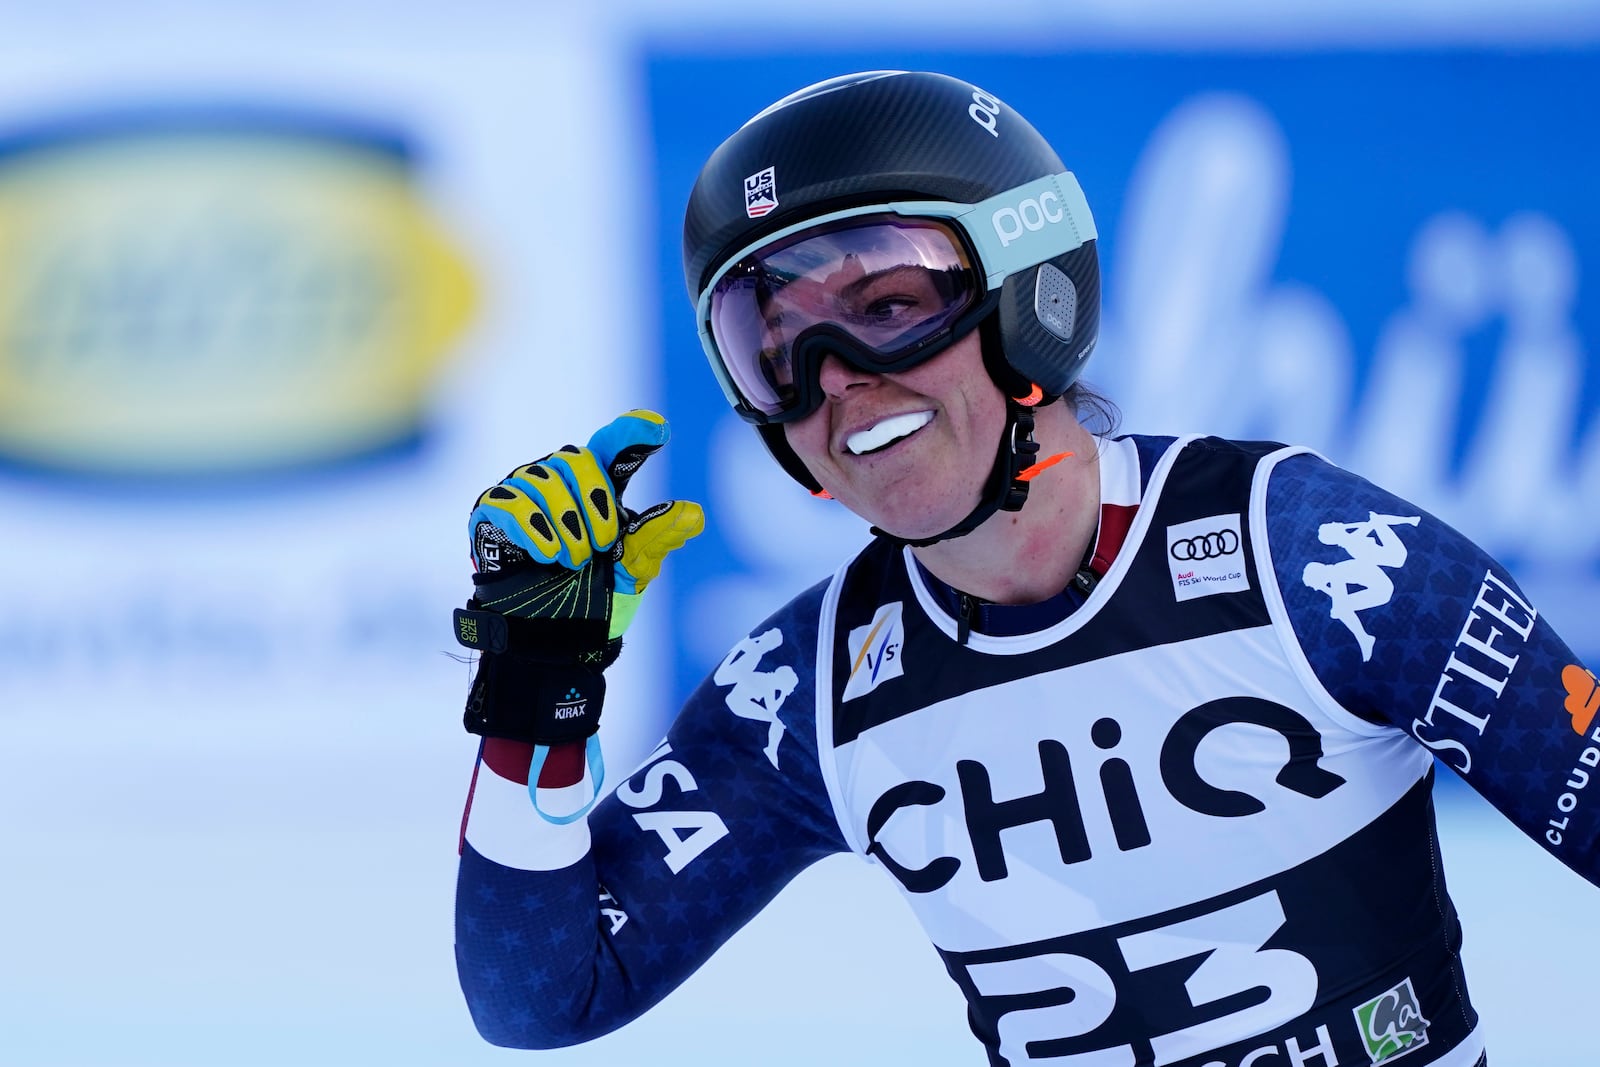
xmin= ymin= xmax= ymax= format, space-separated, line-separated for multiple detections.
xmin=843 ymin=601 xmax=905 ymax=702
xmin=1166 ymin=514 xmax=1249 ymax=602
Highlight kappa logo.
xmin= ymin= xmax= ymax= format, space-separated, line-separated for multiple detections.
xmin=744 ymin=166 xmax=777 ymax=219
xmin=1166 ymin=514 xmax=1249 ymax=602
xmin=842 ymin=601 xmax=906 ymax=702
xmin=714 ymin=627 xmax=797 ymax=768
xmin=1352 ymin=977 xmax=1430 ymax=1063
xmin=1302 ymin=512 xmax=1420 ymax=661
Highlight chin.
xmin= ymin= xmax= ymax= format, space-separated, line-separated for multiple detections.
xmin=858 ymin=496 xmax=976 ymax=543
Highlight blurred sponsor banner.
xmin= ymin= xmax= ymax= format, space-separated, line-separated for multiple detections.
xmin=0 ymin=103 xmax=481 ymax=714
xmin=0 ymin=108 xmax=474 ymax=475
xmin=0 ymin=25 xmax=675 ymax=1061
xmin=648 ymin=50 xmax=1600 ymax=717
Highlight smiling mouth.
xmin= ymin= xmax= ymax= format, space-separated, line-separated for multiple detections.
xmin=846 ymin=410 xmax=934 ymax=455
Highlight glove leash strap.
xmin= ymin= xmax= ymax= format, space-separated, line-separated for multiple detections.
xmin=527 ymin=737 xmax=606 ymax=825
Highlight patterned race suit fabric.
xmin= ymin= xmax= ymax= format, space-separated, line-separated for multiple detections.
xmin=455 ymin=434 xmax=1598 ymax=1066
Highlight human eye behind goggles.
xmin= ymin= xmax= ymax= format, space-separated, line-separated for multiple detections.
xmin=704 ymin=211 xmax=987 ymax=420
xmin=842 ymin=264 xmax=956 ymax=333
xmin=763 ymin=262 xmax=964 ymax=344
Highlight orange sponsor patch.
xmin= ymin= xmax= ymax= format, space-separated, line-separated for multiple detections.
xmin=1561 ymin=664 xmax=1599 ymax=734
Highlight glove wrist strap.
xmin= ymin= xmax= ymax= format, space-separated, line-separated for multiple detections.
xmin=455 ymin=599 xmax=620 ymax=745
xmin=453 ymin=605 xmax=616 ymax=666
xmin=457 ymin=606 xmax=615 ymax=825
xmin=528 ymin=738 xmax=606 ymax=825
xmin=461 ymin=653 xmax=606 ymax=741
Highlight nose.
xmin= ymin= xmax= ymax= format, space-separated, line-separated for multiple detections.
xmin=817 ymin=352 xmax=877 ymax=400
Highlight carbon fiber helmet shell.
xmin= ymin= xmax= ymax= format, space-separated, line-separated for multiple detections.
xmin=682 ymin=70 xmax=1101 ymax=405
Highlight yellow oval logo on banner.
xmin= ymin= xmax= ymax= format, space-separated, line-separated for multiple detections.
xmin=0 ymin=112 xmax=476 ymax=474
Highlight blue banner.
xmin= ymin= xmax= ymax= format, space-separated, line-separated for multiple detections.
xmin=649 ymin=49 xmax=1600 ymax=713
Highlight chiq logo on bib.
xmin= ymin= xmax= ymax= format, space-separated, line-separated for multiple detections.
xmin=0 ymin=108 xmax=476 ymax=476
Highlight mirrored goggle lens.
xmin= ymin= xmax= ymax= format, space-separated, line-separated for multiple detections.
xmin=707 ymin=215 xmax=980 ymax=417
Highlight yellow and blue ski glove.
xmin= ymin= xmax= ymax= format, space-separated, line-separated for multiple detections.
xmin=453 ymin=409 xmax=704 ymax=822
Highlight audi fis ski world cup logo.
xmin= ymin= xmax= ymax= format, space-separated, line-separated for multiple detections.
xmin=1171 ymin=529 xmax=1240 ymax=561
xmin=744 ymin=166 xmax=777 ymax=218
xmin=1166 ymin=514 xmax=1249 ymax=602
xmin=1352 ymin=977 xmax=1429 ymax=1063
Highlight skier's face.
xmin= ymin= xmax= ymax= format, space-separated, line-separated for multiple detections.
xmin=781 ymin=331 xmax=1005 ymax=540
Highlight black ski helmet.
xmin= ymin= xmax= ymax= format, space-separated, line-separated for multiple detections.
xmin=682 ymin=70 xmax=1101 ymax=532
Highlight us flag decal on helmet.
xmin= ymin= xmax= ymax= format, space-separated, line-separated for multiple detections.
xmin=744 ymin=166 xmax=777 ymax=218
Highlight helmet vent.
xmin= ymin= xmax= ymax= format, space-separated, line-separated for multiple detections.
xmin=1033 ymin=263 xmax=1077 ymax=343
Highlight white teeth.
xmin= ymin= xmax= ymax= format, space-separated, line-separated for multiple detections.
xmin=846 ymin=410 xmax=934 ymax=455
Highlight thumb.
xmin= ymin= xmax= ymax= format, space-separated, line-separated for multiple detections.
xmin=616 ymin=499 xmax=705 ymax=596
xmin=608 ymin=499 xmax=704 ymax=641
xmin=620 ymin=502 xmax=704 ymax=591
xmin=587 ymin=409 xmax=670 ymax=501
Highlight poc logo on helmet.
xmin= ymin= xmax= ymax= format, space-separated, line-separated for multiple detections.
xmin=968 ymin=89 xmax=1002 ymax=137
xmin=992 ymin=190 xmax=1065 ymax=248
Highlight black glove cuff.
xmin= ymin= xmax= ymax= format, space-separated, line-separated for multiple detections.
xmin=463 ymin=653 xmax=606 ymax=744
xmin=453 ymin=606 xmax=615 ymax=666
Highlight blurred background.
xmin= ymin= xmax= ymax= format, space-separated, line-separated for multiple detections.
xmin=1 ymin=2 xmax=1596 ymax=1064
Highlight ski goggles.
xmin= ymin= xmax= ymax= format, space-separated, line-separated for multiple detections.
xmin=696 ymin=172 xmax=1096 ymax=424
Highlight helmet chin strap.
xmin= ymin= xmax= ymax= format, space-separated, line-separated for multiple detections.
xmin=870 ymin=315 xmax=1060 ymax=548
xmin=869 ymin=390 xmax=1044 ymax=547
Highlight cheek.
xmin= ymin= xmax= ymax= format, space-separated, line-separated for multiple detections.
xmin=975 ymin=385 xmax=1008 ymax=439
xmin=929 ymin=368 xmax=1004 ymax=444
xmin=781 ymin=416 xmax=830 ymax=473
